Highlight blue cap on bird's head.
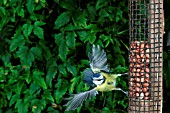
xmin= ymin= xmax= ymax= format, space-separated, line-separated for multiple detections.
xmin=93 ymin=73 xmax=100 ymax=77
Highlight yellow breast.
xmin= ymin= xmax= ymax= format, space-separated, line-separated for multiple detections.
xmin=95 ymin=73 xmax=118 ymax=92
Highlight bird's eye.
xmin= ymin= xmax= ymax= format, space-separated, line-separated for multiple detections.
xmin=97 ymin=79 xmax=102 ymax=81
xmin=107 ymin=82 xmax=113 ymax=85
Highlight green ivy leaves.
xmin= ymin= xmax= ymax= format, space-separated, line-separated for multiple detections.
xmin=55 ymin=11 xmax=71 ymax=29
xmin=33 ymin=26 xmax=44 ymax=39
xmin=66 ymin=32 xmax=76 ymax=48
xmin=33 ymin=21 xmax=46 ymax=39
xmin=33 ymin=70 xmax=47 ymax=89
xmin=22 ymin=23 xmax=33 ymax=38
xmin=9 ymin=35 xmax=25 ymax=52
xmin=0 ymin=0 xmax=129 ymax=112
xmin=59 ymin=39 xmax=67 ymax=62
xmin=26 ymin=0 xmax=35 ymax=14
xmin=16 ymin=46 xmax=35 ymax=66
xmin=9 ymin=94 xmax=20 ymax=107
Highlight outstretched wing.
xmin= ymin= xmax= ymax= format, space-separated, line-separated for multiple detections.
xmin=64 ymin=89 xmax=98 ymax=111
xmin=88 ymin=45 xmax=110 ymax=73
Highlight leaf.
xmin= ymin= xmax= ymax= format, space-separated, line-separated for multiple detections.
xmin=116 ymin=16 xmax=120 ymax=23
xmin=25 ymin=72 xmax=32 ymax=84
xmin=1 ymin=52 xmax=11 ymax=63
xmin=54 ymin=11 xmax=71 ymax=29
xmin=70 ymin=76 xmax=79 ymax=93
xmin=66 ymin=64 xmax=77 ymax=76
xmin=66 ymin=32 xmax=76 ymax=48
xmin=9 ymin=34 xmax=25 ymax=52
xmin=17 ymin=8 xmax=24 ymax=17
xmin=114 ymin=38 xmax=121 ymax=46
xmin=34 ymin=21 xmax=46 ymax=27
xmin=22 ymin=23 xmax=33 ymax=38
xmin=99 ymin=9 xmax=109 ymax=17
xmin=0 ymin=6 xmax=6 ymax=15
xmin=39 ymin=40 xmax=52 ymax=60
xmin=46 ymin=62 xmax=57 ymax=88
xmin=87 ymin=5 xmax=96 ymax=20
xmin=88 ymin=32 xmax=96 ymax=44
xmin=54 ymin=79 xmax=68 ymax=103
xmin=31 ymin=99 xmax=45 ymax=113
xmin=59 ymin=39 xmax=67 ymax=62
xmin=16 ymin=46 xmax=35 ymax=66
xmin=15 ymin=99 xmax=28 ymax=113
xmin=77 ymin=31 xmax=88 ymax=42
xmin=9 ymin=94 xmax=20 ymax=107
xmin=54 ymin=87 xmax=67 ymax=103
xmin=86 ymin=24 xmax=100 ymax=33
xmin=80 ymin=60 xmax=89 ymax=66
xmin=33 ymin=70 xmax=47 ymax=89
xmin=96 ymin=0 xmax=108 ymax=10
xmin=64 ymin=24 xmax=83 ymax=31
xmin=24 ymin=96 xmax=35 ymax=104
xmin=57 ymin=65 xmax=67 ymax=76
xmin=114 ymin=65 xmax=128 ymax=73
xmin=29 ymin=83 xmax=40 ymax=95
xmin=42 ymin=90 xmax=54 ymax=102
xmin=96 ymin=39 xmax=104 ymax=47
xmin=54 ymin=33 xmax=64 ymax=46
xmin=105 ymin=40 xmax=110 ymax=47
xmin=47 ymin=107 xmax=59 ymax=113
xmin=6 ymin=90 xmax=12 ymax=100
xmin=118 ymin=55 xmax=125 ymax=66
xmin=26 ymin=0 xmax=35 ymax=14
xmin=116 ymin=10 xmax=123 ymax=18
xmin=72 ymin=15 xmax=87 ymax=27
xmin=33 ymin=26 xmax=44 ymax=39
xmin=55 ymin=79 xmax=62 ymax=89
xmin=30 ymin=14 xmax=38 ymax=21
xmin=16 ymin=82 xmax=24 ymax=94
xmin=30 ymin=47 xmax=42 ymax=60
xmin=59 ymin=0 xmax=75 ymax=10
xmin=103 ymin=107 xmax=113 ymax=113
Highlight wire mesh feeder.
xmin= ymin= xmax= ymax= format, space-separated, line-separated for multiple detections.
xmin=128 ymin=0 xmax=164 ymax=113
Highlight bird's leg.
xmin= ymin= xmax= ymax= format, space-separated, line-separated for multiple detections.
xmin=102 ymin=95 xmax=106 ymax=108
xmin=117 ymin=72 xmax=128 ymax=76
xmin=114 ymin=88 xmax=128 ymax=96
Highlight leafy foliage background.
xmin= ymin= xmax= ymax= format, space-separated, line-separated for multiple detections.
xmin=0 ymin=0 xmax=129 ymax=112
xmin=0 ymin=0 xmax=169 ymax=113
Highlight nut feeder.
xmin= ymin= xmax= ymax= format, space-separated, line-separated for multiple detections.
xmin=128 ymin=0 xmax=164 ymax=113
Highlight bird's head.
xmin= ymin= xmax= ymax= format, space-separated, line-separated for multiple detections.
xmin=92 ymin=73 xmax=105 ymax=86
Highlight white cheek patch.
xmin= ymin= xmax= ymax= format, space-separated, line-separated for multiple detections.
xmin=93 ymin=75 xmax=105 ymax=85
xmin=93 ymin=79 xmax=104 ymax=85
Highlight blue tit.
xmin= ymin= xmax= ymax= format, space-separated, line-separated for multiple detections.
xmin=64 ymin=44 xmax=128 ymax=111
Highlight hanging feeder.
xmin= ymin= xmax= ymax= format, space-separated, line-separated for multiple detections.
xmin=128 ymin=0 xmax=164 ymax=112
